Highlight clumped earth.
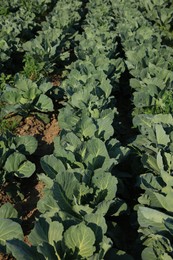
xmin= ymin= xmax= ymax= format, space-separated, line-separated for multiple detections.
xmin=16 ymin=114 xmax=60 ymax=143
xmin=16 ymin=114 xmax=60 ymax=155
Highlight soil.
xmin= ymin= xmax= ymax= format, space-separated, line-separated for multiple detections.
xmin=0 ymin=187 xmax=14 ymax=206
xmin=16 ymin=114 xmax=60 ymax=144
xmin=0 ymin=254 xmax=15 ymax=260
xmin=15 ymin=114 xmax=60 ymax=155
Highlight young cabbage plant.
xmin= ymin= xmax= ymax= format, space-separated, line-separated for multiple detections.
xmin=0 ymin=132 xmax=38 ymax=183
xmin=0 ymin=74 xmax=54 ymax=119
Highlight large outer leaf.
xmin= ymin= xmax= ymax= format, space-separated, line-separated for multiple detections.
xmin=28 ymin=219 xmax=63 ymax=259
xmin=138 ymin=206 xmax=173 ymax=233
xmin=141 ymin=234 xmax=173 ymax=260
xmin=53 ymin=182 xmax=78 ymax=217
xmin=28 ymin=218 xmax=49 ymax=246
xmin=133 ymin=114 xmax=173 ymax=130
xmin=55 ymin=171 xmax=80 ymax=201
xmin=40 ymin=155 xmax=66 ymax=179
xmin=58 ymin=131 xmax=81 ymax=153
xmin=155 ymin=124 xmax=170 ymax=146
xmin=64 ymin=223 xmax=96 ymax=258
xmin=4 ymin=152 xmax=26 ymax=173
xmin=48 ymin=221 xmax=64 ymax=245
xmin=16 ymin=160 xmax=36 ymax=178
xmin=0 ymin=219 xmax=23 ymax=246
xmin=84 ymin=213 xmax=107 ymax=243
xmin=15 ymin=136 xmax=38 ymax=155
xmin=4 ymin=152 xmax=35 ymax=178
xmin=53 ymin=136 xmax=76 ymax=164
xmin=95 ymin=200 xmax=113 ymax=216
xmin=1 ymin=90 xmax=21 ymax=105
xmin=58 ymin=105 xmax=80 ymax=130
xmin=37 ymin=242 xmax=58 ymax=260
xmin=153 ymin=191 xmax=173 ymax=212
xmin=0 ymin=203 xmax=18 ymax=218
xmin=92 ymin=171 xmax=117 ymax=201
xmin=76 ymin=115 xmax=97 ymax=138
xmin=35 ymin=94 xmax=54 ymax=112
xmin=84 ymin=138 xmax=111 ymax=170
xmin=70 ymin=88 xmax=90 ymax=108
xmin=37 ymin=193 xmax=59 ymax=216
xmin=85 ymin=138 xmax=108 ymax=159
xmin=142 ymin=248 xmax=172 ymax=260
xmin=7 ymin=239 xmax=44 ymax=260
xmin=97 ymin=109 xmax=114 ymax=140
xmin=39 ymin=82 xmax=53 ymax=94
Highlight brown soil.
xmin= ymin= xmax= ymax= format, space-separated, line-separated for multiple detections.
xmin=16 ymin=114 xmax=60 ymax=144
xmin=0 ymin=254 xmax=15 ymax=260
xmin=15 ymin=114 xmax=61 ymax=158
xmin=51 ymin=74 xmax=62 ymax=87
xmin=0 ymin=186 xmax=14 ymax=206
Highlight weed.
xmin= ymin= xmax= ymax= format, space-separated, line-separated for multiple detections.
xmin=23 ymin=54 xmax=44 ymax=81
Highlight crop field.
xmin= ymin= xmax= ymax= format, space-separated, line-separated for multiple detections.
xmin=0 ymin=0 xmax=173 ymax=259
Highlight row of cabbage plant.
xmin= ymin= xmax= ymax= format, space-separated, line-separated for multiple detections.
xmin=111 ymin=0 xmax=173 ymax=259
xmin=3 ymin=0 xmax=134 ymax=259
